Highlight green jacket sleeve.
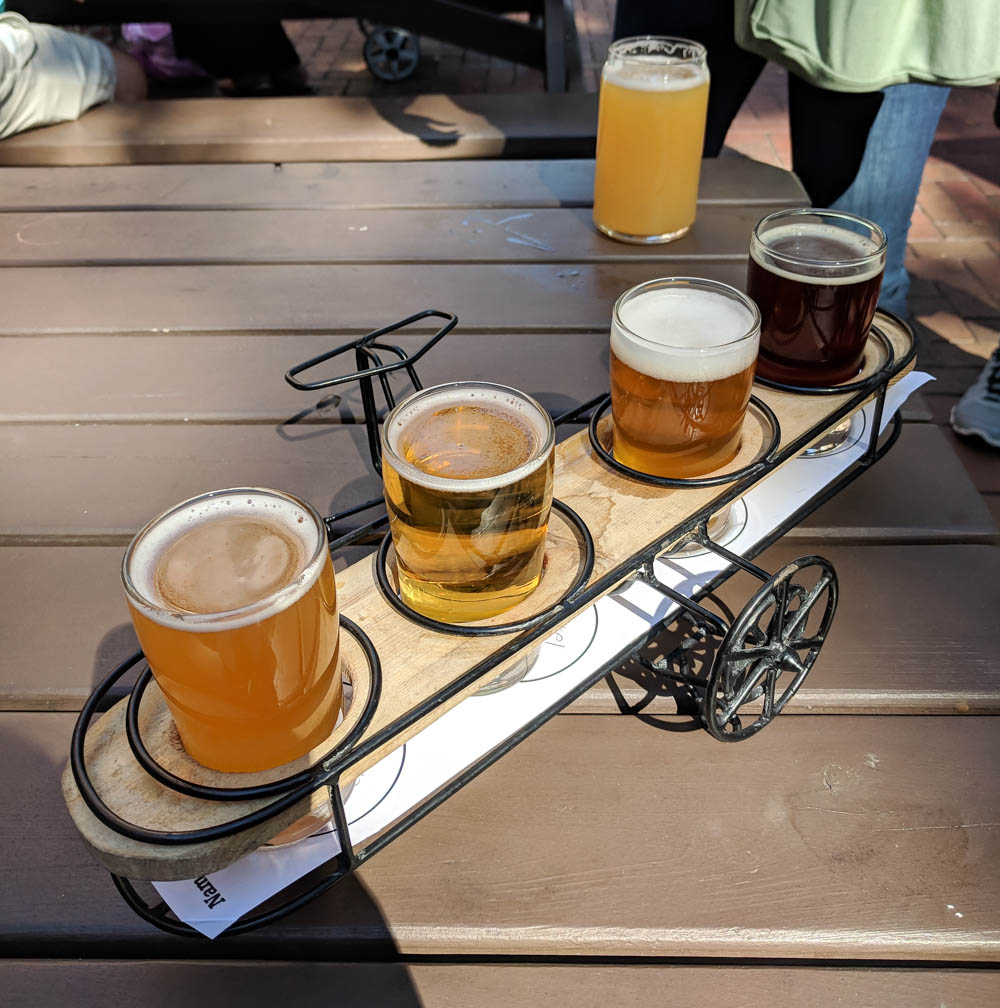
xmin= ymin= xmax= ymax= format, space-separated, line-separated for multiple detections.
xmin=734 ymin=0 xmax=1000 ymax=91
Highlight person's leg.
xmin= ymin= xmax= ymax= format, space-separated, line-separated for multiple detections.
xmin=831 ymin=83 xmax=951 ymax=317
xmin=787 ymin=74 xmax=884 ymax=207
xmin=612 ymin=0 xmax=765 ymax=155
xmin=170 ymin=21 xmax=307 ymax=93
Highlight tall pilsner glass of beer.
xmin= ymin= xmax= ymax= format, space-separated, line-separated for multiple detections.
xmin=122 ymin=488 xmax=343 ymax=773
xmin=593 ymin=37 xmax=709 ymax=244
xmin=610 ymin=277 xmax=761 ymax=478
xmin=382 ymin=382 xmax=555 ymax=623
xmin=748 ymin=208 xmax=886 ymax=386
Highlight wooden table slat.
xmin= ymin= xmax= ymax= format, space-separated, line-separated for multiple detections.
xmin=0 ymin=157 xmax=805 ymax=212
xmin=0 ymin=262 xmax=749 ymax=336
xmin=0 ymin=93 xmax=601 ymax=166
xmin=5 ymin=713 xmax=998 ymax=960
xmin=4 ymin=961 xmax=999 ymax=1007
xmin=0 ymin=204 xmax=782 ymax=267
xmin=0 ymin=422 xmax=986 ymax=545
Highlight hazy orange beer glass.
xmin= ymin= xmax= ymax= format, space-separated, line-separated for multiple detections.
xmin=122 ymin=488 xmax=343 ymax=774
xmin=593 ymin=36 xmax=709 ymax=244
xmin=610 ymin=277 xmax=761 ymax=478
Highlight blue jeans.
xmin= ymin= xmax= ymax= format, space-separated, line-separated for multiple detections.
xmin=831 ymin=83 xmax=951 ymax=318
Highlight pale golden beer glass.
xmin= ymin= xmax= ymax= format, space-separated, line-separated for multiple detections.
xmin=123 ymin=488 xmax=343 ymax=774
xmin=593 ymin=36 xmax=709 ymax=244
xmin=610 ymin=277 xmax=761 ymax=478
xmin=382 ymin=382 xmax=556 ymax=623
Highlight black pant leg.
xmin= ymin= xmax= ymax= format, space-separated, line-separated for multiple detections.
xmin=788 ymin=74 xmax=884 ymax=206
xmin=171 ymin=22 xmax=301 ymax=80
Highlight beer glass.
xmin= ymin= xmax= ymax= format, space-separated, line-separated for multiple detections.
xmin=610 ymin=277 xmax=761 ymax=478
xmin=122 ymin=487 xmax=343 ymax=774
xmin=593 ymin=36 xmax=709 ymax=244
xmin=748 ymin=208 xmax=887 ymax=387
xmin=382 ymin=381 xmax=556 ymax=623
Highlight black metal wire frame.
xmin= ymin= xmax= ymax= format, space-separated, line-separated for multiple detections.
xmin=285 ymin=309 xmax=458 ymax=475
xmin=89 ymin=310 xmax=915 ymax=935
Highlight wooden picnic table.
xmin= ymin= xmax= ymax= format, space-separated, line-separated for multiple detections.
xmin=2 ymin=156 xmax=998 ymax=1004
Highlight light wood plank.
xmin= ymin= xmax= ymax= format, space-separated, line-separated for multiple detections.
xmin=0 ymin=205 xmax=779 ymax=267
xmin=4 ymin=961 xmax=999 ymax=1007
xmin=0 ymin=93 xmax=599 ymax=166
xmin=0 ymin=262 xmax=748 ymax=336
xmin=0 ymin=157 xmax=805 ymax=211
xmin=6 ymin=713 xmax=1000 ymax=959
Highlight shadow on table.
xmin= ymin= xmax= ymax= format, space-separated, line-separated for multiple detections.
xmin=605 ymin=590 xmax=735 ymax=734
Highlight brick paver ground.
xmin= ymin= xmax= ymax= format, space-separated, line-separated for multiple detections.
xmin=286 ymin=6 xmax=999 ymax=519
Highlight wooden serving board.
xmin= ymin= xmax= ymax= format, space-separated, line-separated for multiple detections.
xmin=62 ymin=315 xmax=916 ymax=880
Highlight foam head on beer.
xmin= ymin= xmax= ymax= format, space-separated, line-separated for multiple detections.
xmin=609 ymin=279 xmax=760 ymax=479
xmin=123 ymin=488 xmax=343 ymax=773
xmin=128 ymin=491 xmax=322 ymax=623
xmin=751 ymin=221 xmax=884 ymax=285
xmin=384 ymin=384 xmax=551 ymax=490
xmin=612 ymin=285 xmax=758 ymax=383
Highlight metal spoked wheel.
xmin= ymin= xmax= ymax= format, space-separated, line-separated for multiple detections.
xmin=703 ymin=556 xmax=838 ymax=742
xmin=359 ymin=22 xmax=421 ymax=82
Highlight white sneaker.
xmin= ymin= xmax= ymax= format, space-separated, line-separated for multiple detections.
xmin=950 ymin=346 xmax=1000 ymax=448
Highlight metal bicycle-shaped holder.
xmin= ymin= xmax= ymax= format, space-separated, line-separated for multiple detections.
xmin=66 ymin=308 xmax=916 ymax=937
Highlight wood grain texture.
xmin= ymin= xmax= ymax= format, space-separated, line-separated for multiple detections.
xmin=0 ymin=93 xmax=601 ymax=165
xmin=0 ymin=157 xmax=805 ymax=211
xmin=4 ymin=961 xmax=1000 ymax=1007
xmin=0 ymin=205 xmax=786 ymax=267
xmin=6 ymin=713 xmax=999 ymax=959
xmin=0 ymin=261 xmax=749 ymax=336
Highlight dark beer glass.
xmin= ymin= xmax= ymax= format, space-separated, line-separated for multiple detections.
xmin=747 ymin=208 xmax=886 ymax=387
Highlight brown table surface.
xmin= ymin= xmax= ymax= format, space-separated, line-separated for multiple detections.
xmin=2 ymin=157 xmax=998 ymax=1005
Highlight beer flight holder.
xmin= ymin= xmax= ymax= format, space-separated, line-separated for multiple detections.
xmin=64 ymin=308 xmax=917 ymax=937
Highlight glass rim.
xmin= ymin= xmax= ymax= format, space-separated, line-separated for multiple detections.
xmin=752 ymin=207 xmax=888 ymax=270
xmin=607 ymin=35 xmax=707 ymax=64
xmin=121 ymin=486 xmax=329 ymax=626
xmin=612 ymin=277 xmax=762 ymax=355
xmin=380 ymin=380 xmax=556 ymax=491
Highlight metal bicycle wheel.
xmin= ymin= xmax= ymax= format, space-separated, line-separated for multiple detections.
xmin=703 ymin=556 xmax=838 ymax=741
xmin=361 ymin=24 xmax=421 ymax=82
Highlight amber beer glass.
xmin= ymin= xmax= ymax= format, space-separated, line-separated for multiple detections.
xmin=593 ymin=37 xmax=709 ymax=244
xmin=748 ymin=208 xmax=886 ymax=386
xmin=122 ymin=488 xmax=343 ymax=774
xmin=610 ymin=277 xmax=761 ymax=478
xmin=382 ymin=382 xmax=555 ymax=623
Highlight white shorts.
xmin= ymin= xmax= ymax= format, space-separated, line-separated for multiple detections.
xmin=0 ymin=14 xmax=115 ymax=140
